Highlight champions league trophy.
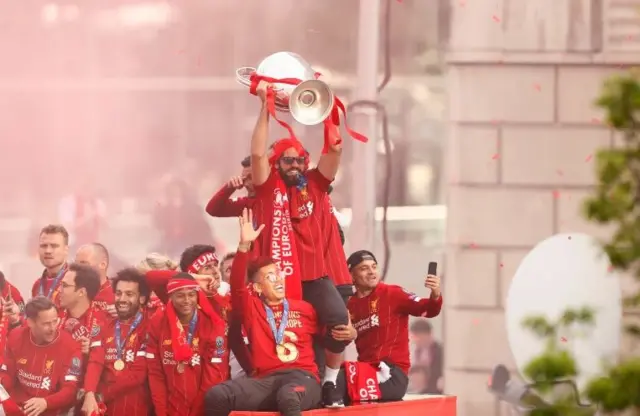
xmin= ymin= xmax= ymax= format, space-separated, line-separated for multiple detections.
xmin=235 ymin=52 xmax=336 ymax=126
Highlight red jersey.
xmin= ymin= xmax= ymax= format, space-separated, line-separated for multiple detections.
xmin=59 ymin=306 xmax=109 ymax=344
xmin=0 ymin=327 xmax=82 ymax=415
xmin=84 ymin=313 xmax=150 ymax=416
xmin=31 ymin=264 xmax=68 ymax=308
xmin=1 ymin=281 xmax=24 ymax=311
xmin=146 ymin=293 xmax=165 ymax=316
xmin=348 ymin=283 xmax=443 ymax=374
xmin=0 ymin=281 xmax=25 ymax=369
xmin=92 ymin=280 xmax=115 ymax=313
xmin=205 ymin=185 xmax=253 ymax=218
xmin=146 ymin=310 xmax=229 ymax=416
xmin=230 ymin=251 xmax=318 ymax=378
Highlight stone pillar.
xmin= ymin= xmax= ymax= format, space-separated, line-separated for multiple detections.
xmin=444 ymin=1 xmax=640 ymax=415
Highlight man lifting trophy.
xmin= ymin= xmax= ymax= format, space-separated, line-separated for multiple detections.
xmin=232 ymin=52 xmax=366 ymax=408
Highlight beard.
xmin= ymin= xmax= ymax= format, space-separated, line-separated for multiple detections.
xmin=279 ymin=168 xmax=302 ymax=187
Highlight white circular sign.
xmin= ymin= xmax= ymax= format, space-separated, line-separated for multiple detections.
xmin=505 ymin=233 xmax=622 ymax=389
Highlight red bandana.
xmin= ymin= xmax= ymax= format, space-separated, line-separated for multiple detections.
xmin=186 ymin=252 xmax=218 ymax=274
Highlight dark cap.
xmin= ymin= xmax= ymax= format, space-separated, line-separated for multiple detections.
xmin=240 ymin=156 xmax=251 ymax=168
xmin=346 ymin=250 xmax=377 ymax=271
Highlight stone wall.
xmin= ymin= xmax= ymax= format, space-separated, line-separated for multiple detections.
xmin=444 ymin=0 xmax=640 ymax=415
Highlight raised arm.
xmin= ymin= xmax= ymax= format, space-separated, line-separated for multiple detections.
xmin=230 ymin=209 xmax=266 ymax=325
xmin=251 ymin=82 xmax=271 ymax=187
xmin=205 ymin=180 xmax=249 ymax=218
xmin=317 ymin=124 xmax=343 ymax=181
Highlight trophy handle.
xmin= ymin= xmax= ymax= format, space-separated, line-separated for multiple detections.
xmin=235 ymin=67 xmax=256 ymax=87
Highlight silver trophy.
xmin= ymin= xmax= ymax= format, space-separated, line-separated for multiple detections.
xmin=236 ymin=52 xmax=335 ymax=126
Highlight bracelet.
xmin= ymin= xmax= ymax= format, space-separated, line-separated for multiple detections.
xmin=238 ymin=242 xmax=252 ymax=252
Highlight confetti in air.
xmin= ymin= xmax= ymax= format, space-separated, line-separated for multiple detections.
xmin=585 ymin=154 xmax=593 ymax=162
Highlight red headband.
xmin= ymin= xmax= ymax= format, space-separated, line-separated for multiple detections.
xmin=186 ymin=252 xmax=218 ymax=274
xmin=166 ymin=279 xmax=199 ymax=295
xmin=268 ymin=138 xmax=309 ymax=166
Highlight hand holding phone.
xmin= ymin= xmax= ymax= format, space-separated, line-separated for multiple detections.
xmin=425 ymin=262 xmax=441 ymax=299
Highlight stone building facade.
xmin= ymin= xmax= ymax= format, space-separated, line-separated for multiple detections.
xmin=444 ymin=1 xmax=640 ymax=414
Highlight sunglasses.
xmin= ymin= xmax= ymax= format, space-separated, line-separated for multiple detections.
xmin=280 ymin=156 xmax=306 ymax=166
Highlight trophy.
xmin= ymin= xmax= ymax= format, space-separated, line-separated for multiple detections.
xmin=236 ymin=52 xmax=335 ymax=126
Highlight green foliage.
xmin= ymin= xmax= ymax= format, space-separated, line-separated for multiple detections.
xmin=584 ymin=358 xmax=640 ymax=412
xmin=516 ymin=72 xmax=640 ymax=416
xmin=518 ymin=308 xmax=596 ymax=415
xmin=583 ymin=72 xmax=640 ymax=289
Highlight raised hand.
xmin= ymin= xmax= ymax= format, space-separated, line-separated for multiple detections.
xmin=227 ymin=176 xmax=244 ymax=190
xmin=256 ymin=81 xmax=272 ymax=104
xmin=239 ymin=208 xmax=265 ymax=244
xmin=425 ymin=274 xmax=441 ymax=299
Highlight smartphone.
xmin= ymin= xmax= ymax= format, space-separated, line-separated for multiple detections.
xmin=428 ymin=262 xmax=438 ymax=276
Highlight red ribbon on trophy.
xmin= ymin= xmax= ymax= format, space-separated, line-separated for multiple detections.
xmin=249 ymin=72 xmax=368 ymax=153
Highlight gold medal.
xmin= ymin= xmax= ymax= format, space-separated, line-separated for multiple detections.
xmin=113 ymin=359 xmax=125 ymax=371
xmin=176 ymin=362 xmax=185 ymax=374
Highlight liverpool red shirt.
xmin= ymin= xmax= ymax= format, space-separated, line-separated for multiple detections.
xmin=253 ymin=169 xmax=332 ymax=282
xmin=230 ymin=251 xmax=318 ymax=378
xmin=205 ymin=185 xmax=254 ymax=218
xmin=31 ymin=264 xmax=68 ymax=308
xmin=59 ymin=306 xmax=109 ymax=344
xmin=347 ymin=282 xmax=443 ymax=374
xmin=92 ymin=281 xmax=116 ymax=314
xmin=84 ymin=314 xmax=150 ymax=416
xmin=0 ymin=327 xmax=82 ymax=415
xmin=146 ymin=310 xmax=229 ymax=416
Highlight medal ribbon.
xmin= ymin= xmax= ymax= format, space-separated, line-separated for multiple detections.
xmin=39 ymin=265 xmax=67 ymax=299
xmin=264 ymin=299 xmax=289 ymax=346
xmin=114 ymin=312 xmax=143 ymax=360
xmin=186 ymin=310 xmax=198 ymax=346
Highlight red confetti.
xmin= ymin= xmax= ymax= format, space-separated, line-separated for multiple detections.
xmin=492 ymin=15 xmax=501 ymax=22
xmin=459 ymin=0 xmax=466 ymax=6
xmin=472 ymin=319 xmax=480 ymax=325
xmin=499 ymin=263 xmax=504 ymax=268
xmin=556 ymin=169 xmax=564 ymax=176
xmin=533 ymin=83 xmax=541 ymax=92
xmin=560 ymin=337 xmax=567 ymax=342
xmin=491 ymin=153 xmax=500 ymax=160
xmin=607 ymin=265 xmax=614 ymax=272
xmin=469 ymin=242 xmax=477 ymax=249
xmin=591 ymin=117 xmax=600 ymax=124
xmin=585 ymin=154 xmax=593 ymax=162
xmin=552 ymin=190 xmax=560 ymax=199
xmin=491 ymin=119 xmax=502 ymax=125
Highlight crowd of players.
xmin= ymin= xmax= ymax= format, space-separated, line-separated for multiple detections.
xmin=0 ymin=82 xmax=443 ymax=416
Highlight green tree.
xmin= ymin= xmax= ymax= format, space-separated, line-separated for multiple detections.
xmin=581 ymin=71 xmax=640 ymax=415
xmin=519 ymin=308 xmax=597 ymax=416
xmin=516 ymin=72 xmax=640 ymax=416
